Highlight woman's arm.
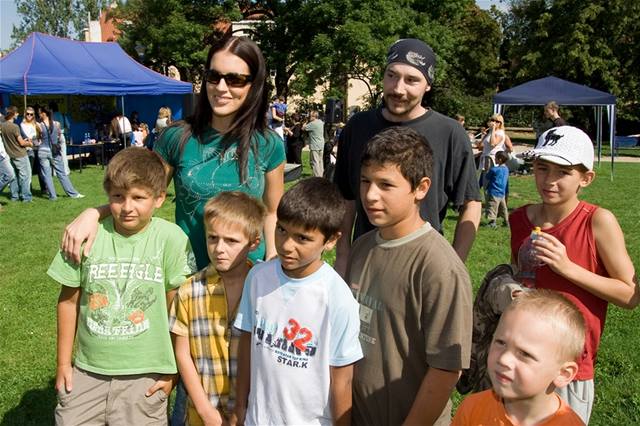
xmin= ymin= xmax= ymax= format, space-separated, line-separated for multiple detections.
xmin=262 ymin=162 xmax=285 ymax=260
xmin=62 ymin=205 xmax=111 ymax=264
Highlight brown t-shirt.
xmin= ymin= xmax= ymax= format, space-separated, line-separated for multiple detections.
xmin=0 ymin=121 xmax=27 ymax=158
xmin=347 ymin=223 xmax=472 ymax=426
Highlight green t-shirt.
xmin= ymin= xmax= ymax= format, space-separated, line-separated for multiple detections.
xmin=47 ymin=217 xmax=197 ymax=376
xmin=154 ymin=126 xmax=285 ymax=269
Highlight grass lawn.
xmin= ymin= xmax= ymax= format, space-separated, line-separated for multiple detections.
xmin=1 ymin=155 xmax=638 ymax=425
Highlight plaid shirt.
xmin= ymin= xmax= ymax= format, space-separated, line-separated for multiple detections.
xmin=169 ymin=265 xmax=243 ymax=419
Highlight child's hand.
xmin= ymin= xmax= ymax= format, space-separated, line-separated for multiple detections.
xmin=533 ymin=232 xmax=573 ymax=274
xmin=145 ymin=374 xmax=177 ymax=397
xmin=55 ymin=364 xmax=73 ymax=393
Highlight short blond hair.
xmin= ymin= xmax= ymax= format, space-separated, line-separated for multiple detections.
xmin=203 ymin=192 xmax=266 ymax=241
xmin=490 ymin=113 xmax=505 ymax=129
xmin=158 ymin=106 xmax=172 ymax=120
xmin=103 ymin=147 xmax=167 ymax=196
xmin=503 ymin=289 xmax=585 ymax=362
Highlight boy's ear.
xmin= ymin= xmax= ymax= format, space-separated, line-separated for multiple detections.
xmin=153 ymin=191 xmax=167 ymax=208
xmin=579 ymin=170 xmax=595 ymax=188
xmin=553 ymin=361 xmax=579 ymax=389
xmin=323 ymin=231 xmax=342 ymax=251
xmin=414 ymin=177 xmax=431 ymax=201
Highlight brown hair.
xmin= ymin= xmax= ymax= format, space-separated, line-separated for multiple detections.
xmin=503 ymin=289 xmax=585 ymax=362
xmin=103 ymin=147 xmax=167 ymax=196
xmin=203 ymin=191 xmax=266 ymax=242
xmin=361 ymin=126 xmax=433 ymax=190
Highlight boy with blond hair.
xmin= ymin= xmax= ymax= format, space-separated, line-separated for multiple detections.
xmin=234 ymin=177 xmax=362 ymax=425
xmin=453 ymin=290 xmax=586 ymax=425
xmin=510 ymin=126 xmax=638 ymax=423
xmin=347 ymin=126 xmax=472 ymax=425
xmin=170 ymin=192 xmax=266 ymax=425
xmin=49 ymin=147 xmax=195 ymax=425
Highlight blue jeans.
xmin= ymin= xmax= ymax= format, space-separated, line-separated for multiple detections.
xmin=0 ymin=155 xmax=16 ymax=194
xmin=9 ymin=155 xmax=32 ymax=201
xmin=38 ymin=148 xmax=80 ymax=199
xmin=170 ymin=380 xmax=187 ymax=426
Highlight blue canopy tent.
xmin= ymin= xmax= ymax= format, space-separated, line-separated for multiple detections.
xmin=492 ymin=76 xmax=616 ymax=175
xmin=0 ymin=32 xmax=192 ymax=140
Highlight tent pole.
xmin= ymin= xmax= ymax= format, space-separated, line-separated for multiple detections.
xmin=597 ymin=106 xmax=602 ymax=167
xmin=121 ymin=96 xmax=126 ymax=148
xmin=610 ymin=105 xmax=615 ymax=180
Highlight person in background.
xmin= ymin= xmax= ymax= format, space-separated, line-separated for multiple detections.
xmin=483 ymin=150 xmax=510 ymax=228
xmin=156 ymin=106 xmax=172 ymax=130
xmin=479 ymin=113 xmax=507 ymax=174
xmin=285 ymin=113 xmax=304 ymax=164
xmin=49 ymin=101 xmax=71 ymax=176
xmin=455 ymin=114 xmax=465 ymax=127
xmin=0 ymin=125 xmax=17 ymax=208
xmin=110 ymin=112 xmax=134 ymax=147
xmin=269 ymin=96 xmax=287 ymax=140
xmin=544 ymin=101 xmax=567 ymax=127
xmin=130 ymin=110 xmax=141 ymax=128
xmin=132 ymin=123 xmax=148 ymax=147
xmin=1 ymin=106 xmax=33 ymax=202
xmin=37 ymin=106 xmax=84 ymax=200
xmin=303 ymin=110 xmax=325 ymax=177
xmin=20 ymin=106 xmax=48 ymax=195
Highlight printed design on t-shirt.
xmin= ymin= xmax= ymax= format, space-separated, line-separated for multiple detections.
xmin=254 ymin=315 xmax=317 ymax=368
xmin=180 ymin=145 xmax=262 ymax=221
xmin=350 ymin=282 xmax=381 ymax=346
xmin=84 ymin=259 xmax=165 ymax=339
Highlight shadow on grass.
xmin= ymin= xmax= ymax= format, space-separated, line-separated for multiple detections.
xmin=1 ymin=379 xmax=56 ymax=426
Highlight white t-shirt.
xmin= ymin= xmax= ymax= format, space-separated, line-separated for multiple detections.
xmin=481 ymin=128 xmax=506 ymax=159
xmin=235 ymin=260 xmax=362 ymax=425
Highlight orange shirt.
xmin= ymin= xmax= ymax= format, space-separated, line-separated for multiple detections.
xmin=452 ymin=390 xmax=584 ymax=426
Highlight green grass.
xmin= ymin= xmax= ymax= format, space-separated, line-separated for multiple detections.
xmin=1 ymin=156 xmax=638 ymax=425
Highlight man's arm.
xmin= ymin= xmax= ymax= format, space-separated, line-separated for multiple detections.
xmin=56 ymin=286 xmax=80 ymax=393
xmin=330 ymin=364 xmax=354 ymax=426
xmin=452 ymin=200 xmax=481 ymax=262
xmin=175 ymin=334 xmax=226 ymax=425
xmin=402 ymin=367 xmax=460 ymax=426
xmin=333 ymin=200 xmax=355 ymax=278
xmin=235 ymin=331 xmax=252 ymax=426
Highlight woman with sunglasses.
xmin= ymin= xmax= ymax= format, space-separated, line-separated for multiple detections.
xmin=19 ymin=107 xmax=48 ymax=194
xmin=478 ymin=113 xmax=507 ymax=173
xmin=61 ymin=36 xmax=285 ymax=269
xmin=37 ymin=106 xmax=84 ymax=200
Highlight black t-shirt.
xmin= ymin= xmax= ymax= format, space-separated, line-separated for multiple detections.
xmin=334 ymin=108 xmax=481 ymax=240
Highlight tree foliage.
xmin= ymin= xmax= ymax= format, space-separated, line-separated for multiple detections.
xmin=12 ymin=0 xmax=111 ymax=47
xmin=502 ymin=0 xmax=640 ymax=121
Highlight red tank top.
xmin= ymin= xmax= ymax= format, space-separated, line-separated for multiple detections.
xmin=510 ymin=201 xmax=608 ymax=380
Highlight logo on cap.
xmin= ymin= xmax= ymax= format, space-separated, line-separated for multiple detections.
xmin=406 ymin=51 xmax=426 ymax=67
xmin=542 ymin=128 xmax=564 ymax=147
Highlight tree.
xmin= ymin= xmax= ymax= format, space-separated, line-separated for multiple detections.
xmin=502 ymin=0 xmax=640 ymax=121
xmin=12 ymin=0 xmax=111 ymax=47
xmin=113 ymin=0 xmax=241 ymax=82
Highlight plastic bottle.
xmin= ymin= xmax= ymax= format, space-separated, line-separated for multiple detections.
xmin=517 ymin=226 xmax=544 ymax=288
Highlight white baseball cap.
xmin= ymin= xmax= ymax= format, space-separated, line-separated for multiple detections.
xmin=519 ymin=126 xmax=594 ymax=171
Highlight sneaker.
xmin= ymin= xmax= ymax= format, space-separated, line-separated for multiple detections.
xmin=70 ymin=193 xmax=85 ymax=199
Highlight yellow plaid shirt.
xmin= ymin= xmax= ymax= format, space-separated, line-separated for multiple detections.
xmin=169 ymin=266 xmax=242 ymax=420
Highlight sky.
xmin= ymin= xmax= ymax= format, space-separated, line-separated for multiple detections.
xmin=0 ymin=0 xmax=508 ymax=52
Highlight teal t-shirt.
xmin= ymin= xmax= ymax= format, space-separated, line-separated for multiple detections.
xmin=47 ymin=217 xmax=197 ymax=375
xmin=154 ymin=126 xmax=285 ymax=269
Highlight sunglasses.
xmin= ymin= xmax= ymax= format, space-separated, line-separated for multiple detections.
xmin=204 ymin=69 xmax=253 ymax=87
xmin=25 ymin=113 xmax=34 ymax=116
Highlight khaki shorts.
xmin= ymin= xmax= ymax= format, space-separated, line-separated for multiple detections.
xmin=55 ymin=366 xmax=169 ymax=426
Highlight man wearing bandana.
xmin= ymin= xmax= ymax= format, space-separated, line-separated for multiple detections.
xmin=333 ymin=38 xmax=481 ymax=275
xmin=333 ymin=39 xmax=479 ymax=425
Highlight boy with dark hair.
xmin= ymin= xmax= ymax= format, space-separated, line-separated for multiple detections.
xmin=453 ymin=290 xmax=585 ymax=425
xmin=510 ymin=126 xmax=638 ymax=423
xmin=170 ymin=191 xmax=266 ymax=426
xmin=49 ymin=147 xmax=196 ymax=425
xmin=484 ymin=150 xmax=510 ymax=228
xmin=234 ymin=177 xmax=362 ymax=425
xmin=347 ymin=126 xmax=472 ymax=426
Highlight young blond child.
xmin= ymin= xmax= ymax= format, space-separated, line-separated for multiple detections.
xmin=510 ymin=126 xmax=638 ymax=423
xmin=169 ymin=191 xmax=266 ymax=426
xmin=453 ymin=290 xmax=586 ymax=425
xmin=234 ymin=177 xmax=362 ymax=425
xmin=49 ymin=147 xmax=195 ymax=425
